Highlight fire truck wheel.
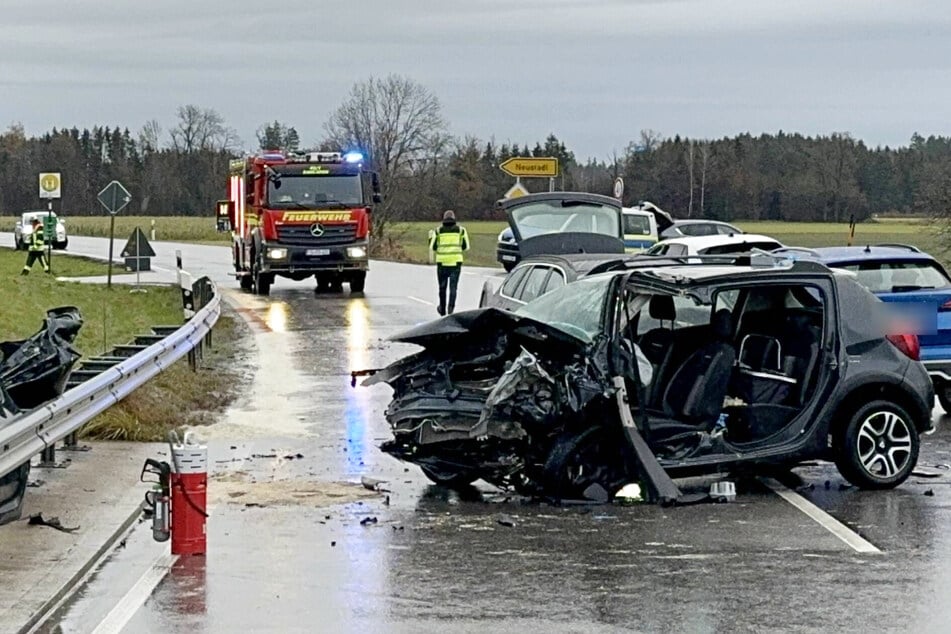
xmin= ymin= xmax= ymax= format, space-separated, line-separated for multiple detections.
xmin=314 ymin=274 xmax=331 ymax=293
xmin=350 ymin=273 xmax=366 ymax=293
xmin=330 ymin=279 xmax=344 ymax=293
xmin=239 ymin=274 xmax=253 ymax=292
xmin=253 ymin=262 xmax=271 ymax=296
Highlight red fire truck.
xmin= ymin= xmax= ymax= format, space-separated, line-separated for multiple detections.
xmin=216 ymin=150 xmax=380 ymax=295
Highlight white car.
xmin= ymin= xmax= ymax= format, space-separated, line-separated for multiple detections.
xmin=14 ymin=211 xmax=68 ymax=250
xmin=645 ymin=233 xmax=783 ymax=258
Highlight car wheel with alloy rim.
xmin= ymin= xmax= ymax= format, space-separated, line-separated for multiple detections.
xmin=834 ymin=400 xmax=919 ymax=489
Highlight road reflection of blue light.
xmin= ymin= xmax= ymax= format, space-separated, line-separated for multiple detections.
xmin=344 ymin=299 xmax=370 ymax=476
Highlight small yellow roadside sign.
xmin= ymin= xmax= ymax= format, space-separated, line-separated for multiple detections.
xmin=39 ymin=172 xmax=62 ymax=199
xmin=504 ymin=182 xmax=530 ymax=199
xmin=499 ymin=157 xmax=559 ymax=178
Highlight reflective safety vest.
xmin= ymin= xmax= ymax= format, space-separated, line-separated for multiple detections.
xmin=29 ymin=228 xmax=45 ymax=252
xmin=431 ymin=225 xmax=469 ymax=266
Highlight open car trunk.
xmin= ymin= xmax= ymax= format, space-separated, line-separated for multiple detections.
xmin=502 ymin=192 xmax=625 ymax=257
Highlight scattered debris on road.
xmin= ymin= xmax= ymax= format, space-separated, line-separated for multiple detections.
xmin=27 ymin=513 xmax=79 ymax=533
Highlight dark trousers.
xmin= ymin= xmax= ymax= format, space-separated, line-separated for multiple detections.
xmin=22 ymin=251 xmax=48 ymax=274
xmin=436 ymin=264 xmax=461 ymax=315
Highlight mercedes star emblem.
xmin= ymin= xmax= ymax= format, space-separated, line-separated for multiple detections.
xmin=310 ymin=223 xmax=325 ymax=237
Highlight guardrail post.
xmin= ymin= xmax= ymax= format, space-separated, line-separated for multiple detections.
xmin=37 ymin=443 xmax=68 ymax=469
xmin=62 ymin=431 xmax=91 ymax=453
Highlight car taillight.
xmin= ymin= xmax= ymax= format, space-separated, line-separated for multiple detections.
xmin=886 ymin=333 xmax=920 ymax=361
xmin=941 ymin=299 xmax=951 ymax=312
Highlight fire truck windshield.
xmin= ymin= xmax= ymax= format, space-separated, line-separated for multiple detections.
xmin=268 ymin=175 xmax=363 ymax=208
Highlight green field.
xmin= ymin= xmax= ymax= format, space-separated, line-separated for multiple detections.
xmin=2 ymin=215 xmax=229 ymax=244
xmin=14 ymin=215 xmax=947 ymax=269
xmin=0 ymin=247 xmax=181 ymax=357
xmin=394 ymin=218 xmax=950 ymax=268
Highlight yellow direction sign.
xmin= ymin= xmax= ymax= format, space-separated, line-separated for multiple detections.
xmin=39 ymin=172 xmax=62 ymax=199
xmin=504 ymin=182 xmax=530 ymax=199
xmin=499 ymin=157 xmax=559 ymax=178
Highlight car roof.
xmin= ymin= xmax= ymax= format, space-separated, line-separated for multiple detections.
xmin=777 ymin=245 xmax=936 ymax=263
xmin=671 ymin=219 xmax=737 ymax=227
xmin=516 ymin=253 xmax=643 ymax=274
xmin=660 ymin=233 xmax=780 ymax=248
xmin=586 ymin=258 xmax=835 ymax=285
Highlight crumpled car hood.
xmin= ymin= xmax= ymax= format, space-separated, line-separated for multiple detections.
xmin=0 ymin=306 xmax=83 ymax=415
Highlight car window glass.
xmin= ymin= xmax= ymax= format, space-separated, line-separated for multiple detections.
xmin=714 ymin=289 xmax=740 ymax=312
xmin=636 ymin=294 xmax=712 ymax=334
xmin=667 ymin=244 xmax=687 ymax=257
xmin=717 ymin=224 xmax=738 ymax=235
xmin=542 ymin=269 xmax=566 ymax=295
xmin=501 ymin=266 xmax=530 ymax=297
xmin=518 ymin=267 xmax=552 ymax=303
xmin=681 ymin=223 xmax=717 ymax=236
xmin=647 ymin=244 xmax=667 ymax=255
xmin=623 ymin=214 xmax=651 ymax=235
xmin=509 ymin=201 xmax=620 ymax=239
xmin=700 ymin=241 xmax=781 ymax=255
xmin=515 ymin=274 xmax=613 ymax=343
xmin=841 ymin=261 xmax=951 ymax=292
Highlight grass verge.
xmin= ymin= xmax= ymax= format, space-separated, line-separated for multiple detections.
xmin=0 ymin=248 xmax=180 ymax=356
xmin=80 ymin=310 xmax=248 ymax=441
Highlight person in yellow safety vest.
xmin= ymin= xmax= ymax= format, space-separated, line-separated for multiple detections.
xmin=21 ymin=218 xmax=49 ymax=275
xmin=429 ymin=209 xmax=470 ymax=316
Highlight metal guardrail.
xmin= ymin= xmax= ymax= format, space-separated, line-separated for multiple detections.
xmin=0 ymin=275 xmax=221 ymax=481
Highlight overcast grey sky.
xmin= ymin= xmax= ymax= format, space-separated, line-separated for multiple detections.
xmin=2 ymin=0 xmax=949 ymax=159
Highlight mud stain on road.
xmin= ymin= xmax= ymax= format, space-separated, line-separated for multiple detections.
xmin=209 ymin=471 xmax=379 ymax=508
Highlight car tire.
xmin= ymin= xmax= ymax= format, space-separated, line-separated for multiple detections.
xmin=420 ymin=465 xmax=477 ymax=488
xmin=937 ymin=384 xmax=951 ymax=414
xmin=349 ymin=272 xmax=366 ymax=293
xmin=541 ymin=427 xmax=625 ymax=500
xmin=0 ymin=461 xmax=30 ymax=526
xmin=834 ymin=400 xmax=920 ymax=489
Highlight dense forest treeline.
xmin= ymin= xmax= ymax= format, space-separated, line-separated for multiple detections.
xmin=2 ymin=88 xmax=950 ymax=226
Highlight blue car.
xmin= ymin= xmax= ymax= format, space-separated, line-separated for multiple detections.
xmin=775 ymin=244 xmax=951 ymax=412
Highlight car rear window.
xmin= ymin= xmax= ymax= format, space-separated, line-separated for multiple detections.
xmin=679 ymin=223 xmax=718 ymax=236
xmin=839 ymin=261 xmax=951 ymax=293
xmin=623 ymin=214 xmax=651 ymax=235
xmin=700 ymin=241 xmax=781 ymax=255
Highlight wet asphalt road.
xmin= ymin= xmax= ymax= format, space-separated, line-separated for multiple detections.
xmin=18 ymin=236 xmax=951 ymax=633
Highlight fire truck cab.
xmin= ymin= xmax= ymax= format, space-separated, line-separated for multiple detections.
xmin=217 ymin=150 xmax=380 ymax=295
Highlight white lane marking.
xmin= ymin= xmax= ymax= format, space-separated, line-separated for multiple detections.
xmin=407 ymin=296 xmax=435 ymax=306
xmin=761 ymin=478 xmax=880 ymax=554
xmin=91 ymin=552 xmax=178 ymax=634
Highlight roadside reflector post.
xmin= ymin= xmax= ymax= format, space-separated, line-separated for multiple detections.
xmin=170 ymin=431 xmax=208 ymax=556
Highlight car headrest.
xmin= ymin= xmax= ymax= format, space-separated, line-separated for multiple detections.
xmin=649 ymin=295 xmax=676 ymax=321
xmin=712 ymin=308 xmax=732 ymax=340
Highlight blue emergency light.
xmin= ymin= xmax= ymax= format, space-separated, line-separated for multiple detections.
xmin=343 ymin=151 xmax=364 ymax=164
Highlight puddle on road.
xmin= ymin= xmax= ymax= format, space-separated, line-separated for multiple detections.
xmin=208 ymin=471 xmax=379 ymax=509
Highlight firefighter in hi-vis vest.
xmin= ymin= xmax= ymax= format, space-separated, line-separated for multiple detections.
xmin=429 ymin=210 xmax=470 ymax=316
xmin=21 ymin=218 xmax=49 ymax=275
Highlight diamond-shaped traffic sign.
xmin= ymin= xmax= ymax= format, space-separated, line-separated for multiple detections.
xmin=97 ymin=180 xmax=131 ymax=215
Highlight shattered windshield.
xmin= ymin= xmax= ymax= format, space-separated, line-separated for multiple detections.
xmin=268 ymin=175 xmax=363 ymax=208
xmin=514 ymin=274 xmax=614 ymax=343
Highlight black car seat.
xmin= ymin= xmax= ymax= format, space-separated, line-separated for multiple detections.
xmin=650 ymin=309 xmax=736 ymax=433
xmin=780 ymin=313 xmax=822 ymax=405
xmin=638 ymin=295 xmax=677 ymax=406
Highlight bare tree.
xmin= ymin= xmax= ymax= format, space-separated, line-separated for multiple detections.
xmin=139 ymin=119 xmax=163 ymax=154
xmin=698 ymin=141 xmax=711 ymax=215
xmin=323 ymin=75 xmax=449 ymax=238
xmin=639 ymin=129 xmax=663 ymax=152
xmin=686 ymin=140 xmax=695 ymax=217
xmin=170 ymin=105 xmax=241 ymax=153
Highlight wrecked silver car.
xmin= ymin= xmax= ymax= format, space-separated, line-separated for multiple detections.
xmin=360 ymin=258 xmax=933 ymax=503
xmin=0 ymin=307 xmax=83 ymax=524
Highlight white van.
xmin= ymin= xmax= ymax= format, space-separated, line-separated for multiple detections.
xmin=622 ymin=201 xmax=672 ymax=253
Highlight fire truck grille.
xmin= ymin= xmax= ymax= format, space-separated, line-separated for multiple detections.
xmin=277 ymin=223 xmax=358 ymax=246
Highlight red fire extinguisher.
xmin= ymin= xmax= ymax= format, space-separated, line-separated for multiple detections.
xmin=169 ymin=431 xmax=208 ymax=556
